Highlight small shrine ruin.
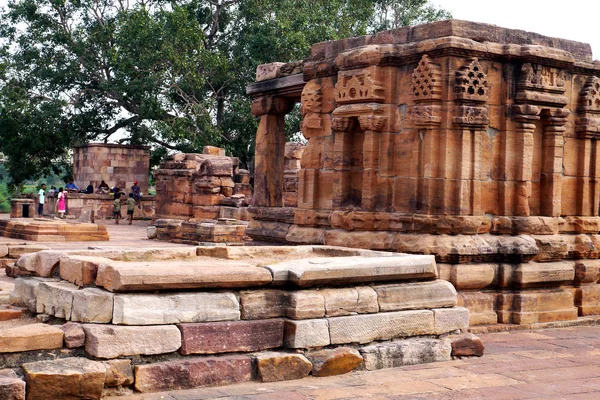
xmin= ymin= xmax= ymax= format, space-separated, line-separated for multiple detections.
xmin=247 ymin=19 xmax=600 ymax=326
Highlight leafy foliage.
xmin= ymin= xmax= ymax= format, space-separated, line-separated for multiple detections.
xmin=0 ymin=0 xmax=450 ymax=185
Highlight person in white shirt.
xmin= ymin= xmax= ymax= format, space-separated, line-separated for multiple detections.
xmin=38 ymin=184 xmax=46 ymax=217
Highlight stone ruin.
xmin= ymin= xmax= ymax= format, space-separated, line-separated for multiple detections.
xmin=2 ymin=244 xmax=477 ymax=398
xmin=247 ymin=19 xmax=600 ymax=326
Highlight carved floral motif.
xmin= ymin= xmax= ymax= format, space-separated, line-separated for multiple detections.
xmin=411 ymin=55 xmax=442 ymax=102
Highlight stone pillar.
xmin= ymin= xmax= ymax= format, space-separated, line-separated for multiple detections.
xmin=251 ymin=96 xmax=295 ymax=207
xmin=541 ymin=109 xmax=568 ymax=216
xmin=512 ymin=104 xmax=541 ymax=216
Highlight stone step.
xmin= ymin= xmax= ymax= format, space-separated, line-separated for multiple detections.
xmin=360 ymin=337 xmax=452 ymax=370
xmin=95 ymin=260 xmax=273 ymax=291
xmin=0 ymin=323 xmax=63 ymax=353
xmin=264 ymin=255 xmax=437 ymax=287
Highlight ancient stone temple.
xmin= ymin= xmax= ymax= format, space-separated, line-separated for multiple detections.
xmin=247 ymin=20 xmax=600 ymax=325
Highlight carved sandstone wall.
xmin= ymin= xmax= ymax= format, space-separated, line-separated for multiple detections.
xmin=247 ymin=20 xmax=600 ymax=325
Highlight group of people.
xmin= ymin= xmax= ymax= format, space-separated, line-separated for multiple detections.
xmin=38 ymin=179 xmax=142 ymax=224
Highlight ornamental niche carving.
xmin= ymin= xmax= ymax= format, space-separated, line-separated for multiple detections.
xmin=334 ymin=70 xmax=384 ymax=104
xmin=411 ymin=55 xmax=442 ymax=102
xmin=456 ymin=58 xmax=488 ymax=102
xmin=576 ymin=76 xmax=600 ymax=137
xmin=518 ymin=63 xmax=567 ymax=91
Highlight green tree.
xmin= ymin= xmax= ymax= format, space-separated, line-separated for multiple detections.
xmin=0 ymin=0 xmax=450 ymax=186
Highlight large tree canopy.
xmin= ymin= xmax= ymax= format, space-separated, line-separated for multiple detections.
xmin=0 ymin=0 xmax=450 ymax=186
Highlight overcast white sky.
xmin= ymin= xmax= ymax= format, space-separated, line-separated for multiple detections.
xmin=432 ymin=0 xmax=600 ymax=60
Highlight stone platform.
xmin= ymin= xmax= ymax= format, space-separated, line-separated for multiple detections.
xmin=153 ymin=217 xmax=247 ymax=245
xmin=1 ymin=245 xmax=481 ymax=398
xmin=0 ymin=219 xmax=109 ymax=242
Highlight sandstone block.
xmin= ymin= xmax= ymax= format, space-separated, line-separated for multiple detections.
xmin=71 ymin=288 xmax=114 ymax=323
xmin=0 ymin=308 xmax=22 ymax=322
xmin=256 ymin=352 xmax=312 ymax=382
xmin=96 ymin=259 xmax=272 ymax=291
xmin=15 ymin=249 xmax=61 ymax=278
xmin=433 ymin=307 xmax=469 ymax=334
xmin=83 ymin=324 xmax=181 ymax=358
xmin=361 ymin=338 xmax=451 ymax=370
xmin=59 ymin=255 xmax=109 ymax=287
xmin=23 ymin=357 xmax=106 ymax=400
xmin=265 ymin=255 xmax=437 ymax=287
xmin=61 ymin=322 xmax=85 ymax=348
xmin=532 ymin=235 xmax=568 ymax=262
xmin=457 ymin=292 xmax=498 ymax=325
xmin=178 ymin=319 xmax=284 ymax=355
xmin=134 ymin=356 xmax=252 ymax=392
xmin=9 ymin=277 xmax=48 ymax=312
xmin=449 ymin=333 xmax=485 ymax=357
xmin=306 ymin=347 xmax=363 ymax=377
xmin=239 ymin=289 xmax=288 ymax=319
xmin=321 ymin=286 xmax=379 ymax=317
xmin=449 ymin=264 xmax=495 ymax=290
xmin=103 ymin=359 xmax=134 ymax=387
xmin=498 ymin=262 xmax=574 ymax=288
xmin=574 ymin=285 xmax=600 ymax=315
xmin=0 ymin=323 xmax=63 ymax=353
xmin=284 ymin=319 xmax=330 ymax=349
xmin=0 ymin=245 xmax=7 ymax=258
xmin=329 ymin=310 xmax=434 ymax=345
xmin=375 ymin=280 xmax=457 ymax=312
xmin=287 ymin=290 xmax=325 ymax=319
xmin=0 ymin=369 xmax=25 ymax=400
xmin=8 ymin=245 xmax=50 ymax=259
xmin=112 ymin=292 xmax=240 ymax=325
xmin=36 ymin=281 xmax=80 ymax=319
xmin=285 ymin=226 xmax=325 ymax=244
xmin=496 ymin=290 xmax=578 ymax=324
xmin=575 ymin=260 xmax=600 ymax=285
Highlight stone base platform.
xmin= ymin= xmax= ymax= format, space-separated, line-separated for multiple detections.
xmin=0 ymin=219 xmax=109 ymax=242
xmin=153 ymin=218 xmax=247 ymax=244
xmin=1 ymin=245 xmax=482 ymax=398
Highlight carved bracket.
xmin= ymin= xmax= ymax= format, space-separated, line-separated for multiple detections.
xmin=332 ymin=103 xmax=395 ymax=132
xmin=251 ymin=96 xmax=295 ymax=116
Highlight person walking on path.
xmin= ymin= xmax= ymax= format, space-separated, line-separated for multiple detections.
xmin=113 ymin=192 xmax=122 ymax=224
xmin=38 ymin=184 xmax=46 ymax=217
xmin=126 ymin=193 xmax=136 ymax=225
xmin=56 ymin=187 xmax=66 ymax=218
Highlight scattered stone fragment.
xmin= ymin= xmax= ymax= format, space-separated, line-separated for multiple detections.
xmin=256 ymin=352 xmax=312 ymax=382
xmin=23 ymin=357 xmax=106 ymax=400
xmin=61 ymin=322 xmax=85 ymax=348
xmin=103 ymin=359 xmax=134 ymax=387
xmin=71 ymin=288 xmax=114 ymax=323
xmin=179 ymin=319 xmax=284 ymax=355
xmin=134 ymin=356 xmax=252 ymax=392
xmin=306 ymin=347 xmax=363 ymax=377
xmin=36 ymin=314 xmax=50 ymax=323
xmin=361 ymin=338 xmax=452 ymax=370
xmin=83 ymin=324 xmax=181 ymax=358
xmin=284 ymin=319 xmax=330 ymax=349
xmin=0 ymin=323 xmax=63 ymax=353
xmin=0 ymin=369 xmax=25 ymax=400
xmin=59 ymin=255 xmax=109 ymax=287
xmin=449 ymin=333 xmax=485 ymax=357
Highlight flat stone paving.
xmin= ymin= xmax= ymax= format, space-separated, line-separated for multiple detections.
xmin=109 ymin=325 xmax=600 ymax=399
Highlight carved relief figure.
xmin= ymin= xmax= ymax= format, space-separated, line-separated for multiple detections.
xmin=301 ymin=80 xmax=323 ymax=115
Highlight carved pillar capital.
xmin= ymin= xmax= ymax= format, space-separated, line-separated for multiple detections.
xmin=251 ymin=96 xmax=295 ymax=116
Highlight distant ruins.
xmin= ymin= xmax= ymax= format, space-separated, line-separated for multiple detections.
xmin=247 ymin=19 xmax=600 ymax=325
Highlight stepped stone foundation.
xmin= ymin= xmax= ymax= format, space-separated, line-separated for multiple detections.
xmin=246 ymin=19 xmax=600 ymax=325
xmin=2 ymin=245 xmax=480 ymax=397
xmin=0 ymin=219 xmax=109 ymax=243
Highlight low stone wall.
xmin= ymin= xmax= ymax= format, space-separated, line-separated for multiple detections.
xmin=2 ymin=245 xmax=483 ymax=398
xmin=44 ymin=193 xmax=155 ymax=221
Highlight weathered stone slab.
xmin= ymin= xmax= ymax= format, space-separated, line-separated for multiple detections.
xmin=239 ymin=289 xmax=288 ymax=319
xmin=328 ymin=310 xmax=434 ymax=345
xmin=361 ymin=338 xmax=451 ymax=370
xmin=15 ymin=250 xmax=62 ymax=278
xmin=178 ymin=319 xmax=284 ymax=355
xmin=284 ymin=319 xmax=330 ymax=349
xmin=498 ymin=262 xmax=575 ymax=288
xmin=449 ymin=333 xmax=485 ymax=357
xmin=8 ymin=245 xmax=51 ymax=259
xmin=256 ymin=352 xmax=312 ymax=382
xmin=574 ymin=260 xmax=600 ymax=285
xmin=134 ymin=356 xmax=252 ymax=392
xmin=71 ymin=288 xmax=114 ymax=323
xmin=433 ymin=307 xmax=470 ymax=334
xmin=0 ymin=323 xmax=63 ymax=353
xmin=61 ymin=322 xmax=85 ymax=348
xmin=375 ymin=280 xmax=457 ymax=312
xmin=457 ymin=292 xmax=498 ymax=326
xmin=96 ymin=259 xmax=272 ymax=291
xmin=103 ymin=360 xmax=134 ymax=387
xmin=306 ymin=347 xmax=363 ymax=377
xmin=265 ymin=255 xmax=437 ymax=287
xmin=321 ymin=286 xmax=379 ymax=317
xmin=83 ymin=324 xmax=181 ymax=358
xmin=287 ymin=290 xmax=325 ymax=319
xmin=59 ymin=255 xmax=109 ymax=287
xmin=9 ymin=277 xmax=49 ymax=312
xmin=23 ymin=357 xmax=106 ymax=400
xmin=496 ymin=289 xmax=578 ymax=324
xmin=112 ymin=292 xmax=239 ymax=325
xmin=449 ymin=264 xmax=495 ymax=290
xmin=36 ymin=281 xmax=80 ymax=319
xmin=0 ymin=369 xmax=25 ymax=400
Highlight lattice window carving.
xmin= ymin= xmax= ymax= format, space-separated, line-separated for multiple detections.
xmin=456 ymin=58 xmax=488 ymax=102
xmin=411 ymin=55 xmax=442 ymax=102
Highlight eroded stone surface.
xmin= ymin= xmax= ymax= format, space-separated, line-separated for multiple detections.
xmin=433 ymin=307 xmax=470 ymax=334
xmin=36 ymin=281 xmax=79 ymax=319
xmin=306 ymin=347 xmax=363 ymax=377
xmin=284 ymin=319 xmax=330 ymax=349
xmin=256 ymin=352 xmax=312 ymax=382
xmin=0 ymin=369 xmax=25 ymax=400
xmin=0 ymin=323 xmax=63 ymax=353
xmin=239 ymin=289 xmax=288 ymax=320
xmin=361 ymin=338 xmax=451 ymax=370
xmin=9 ymin=277 xmax=48 ymax=312
xmin=71 ymin=288 xmax=114 ymax=323
xmin=103 ymin=359 xmax=134 ymax=387
xmin=61 ymin=322 xmax=85 ymax=348
xmin=59 ymin=255 xmax=109 ymax=287
xmin=375 ymin=280 xmax=456 ymax=312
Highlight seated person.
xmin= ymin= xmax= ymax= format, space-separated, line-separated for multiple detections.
xmin=85 ymin=183 xmax=94 ymax=194
xmin=65 ymin=178 xmax=80 ymax=193
xmin=97 ymin=180 xmax=110 ymax=193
